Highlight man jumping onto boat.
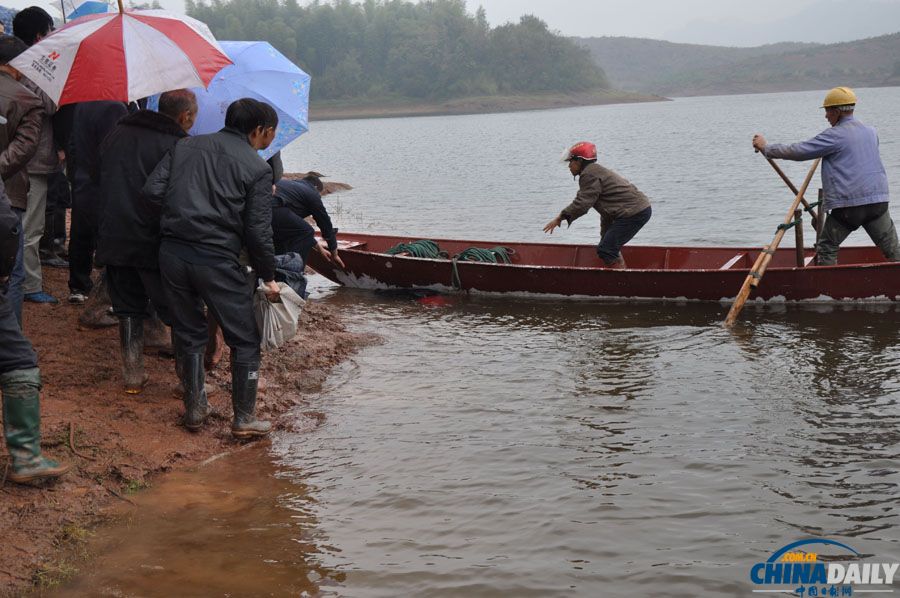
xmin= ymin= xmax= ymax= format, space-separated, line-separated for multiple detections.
xmin=752 ymin=87 xmax=900 ymax=266
xmin=543 ymin=142 xmax=652 ymax=269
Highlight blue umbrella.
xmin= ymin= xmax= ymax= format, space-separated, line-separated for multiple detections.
xmin=67 ymin=1 xmax=110 ymax=21
xmin=0 ymin=6 xmax=16 ymax=34
xmin=149 ymin=40 xmax=310 ymax=160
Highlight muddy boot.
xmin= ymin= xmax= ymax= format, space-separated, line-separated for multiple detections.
xmin=180 ymin=353 xmax=209 ymax=432
xmin=119 ymin=317 xmax=148 ymax=394
xmin=1 ymin=368 xmax=70 ymax=485
xmin=78 ymin=275 xmax=117 ymax=329
xmin=171 ymin=334 xmax=217 ymax=399
xmin=231 ymin=363 xmax=271 ymax=440
xmin=144 ymin=309 xmax=173 ymax=357
xmin=606 ymin=255 xmax=627 ymax=270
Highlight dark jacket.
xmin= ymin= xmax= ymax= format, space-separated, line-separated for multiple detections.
xmin=143 ymin=127 xmax=276 ymax=282
xmin=274 ymin=179 xmax=338 ymax=251
xmin=561 ymin=162 xmax=651 ymax=234
xmin=0 ymin=177 xmax=18 ymax=278
xmin=69 ymin=101 xmax=128 ymax=196
xmin=95 ymin=110 xmax=188 ymax=269
xmin=0 ymin=72 xmax=43 ymax=209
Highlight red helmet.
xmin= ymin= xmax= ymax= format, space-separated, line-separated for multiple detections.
xmin=561 ymin=141 xmax=597 ymax=162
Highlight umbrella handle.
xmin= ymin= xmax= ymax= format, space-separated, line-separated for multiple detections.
xmin=117 ymin=0 xmax=125 ymax=13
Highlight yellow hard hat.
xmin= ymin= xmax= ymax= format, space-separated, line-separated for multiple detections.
xmin=822 ymin=86 xmax=857 ymax=108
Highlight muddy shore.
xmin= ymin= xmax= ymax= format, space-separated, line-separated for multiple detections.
xmin=0 ymin=267 xmax=375 ymax=595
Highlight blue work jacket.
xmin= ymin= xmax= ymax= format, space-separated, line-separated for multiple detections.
xmin=763 ymin=116 xmax=889 ymax=210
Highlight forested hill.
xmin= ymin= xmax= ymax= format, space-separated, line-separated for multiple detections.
xmin=186 ymin=0 xmax=610 ymax=102
xmin=578 ymin=34 xmax=900 ymax=96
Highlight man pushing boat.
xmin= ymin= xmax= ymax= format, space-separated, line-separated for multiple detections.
xmin=752 ymin=86 xmax=900 ymax=265
xmin=543 ymin=141 xmax=652 ymax=269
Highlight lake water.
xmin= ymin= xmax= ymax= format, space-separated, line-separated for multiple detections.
xmin=56 ymin=88 xmax=900 ymax=597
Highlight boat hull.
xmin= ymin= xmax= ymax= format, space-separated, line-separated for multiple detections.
xmin=306 ymin=233 xmax=900 ymax=302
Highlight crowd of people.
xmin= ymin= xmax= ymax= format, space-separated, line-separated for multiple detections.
xmin=0 ymin=7 xmax=342 ymax=485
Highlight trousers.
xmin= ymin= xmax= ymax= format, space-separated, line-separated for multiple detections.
xmin=159 ymin=248 xmax=260 ymax=365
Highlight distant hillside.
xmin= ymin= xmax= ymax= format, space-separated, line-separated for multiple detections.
xmin=578 ymin=33 xmax=900 ymax=96
xmin=577 ymin=37 xmax=816 ymax=93
xmin=664 ymin=0 xmax=900 ymax=47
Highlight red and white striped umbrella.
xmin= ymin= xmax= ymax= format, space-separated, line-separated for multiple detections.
xmin=9 ymin=8 xmax=232 ymax=106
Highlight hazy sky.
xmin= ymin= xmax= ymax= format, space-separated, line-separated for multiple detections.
xmin=17 ymin=0 xmax=900 ymax=47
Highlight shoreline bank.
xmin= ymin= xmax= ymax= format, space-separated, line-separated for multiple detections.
xmin=310 ymin=89 xmax=668 ymax=121
xmin=0 ymin=268 xmax=375 ymax=594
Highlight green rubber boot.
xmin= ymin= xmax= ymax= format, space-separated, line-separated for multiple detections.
xmin=1 ymin=368 xmax=70 ymax=485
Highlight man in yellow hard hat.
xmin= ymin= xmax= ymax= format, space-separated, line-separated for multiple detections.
xmin=752 ymin=87 xmax=899 ymax=265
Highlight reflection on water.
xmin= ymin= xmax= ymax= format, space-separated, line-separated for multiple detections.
xmin=268 ymin=289 xmax=900 ymax=597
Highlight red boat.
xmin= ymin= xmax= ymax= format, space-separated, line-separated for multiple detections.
xmin=306 ymin=232 xmax=900 ymax=302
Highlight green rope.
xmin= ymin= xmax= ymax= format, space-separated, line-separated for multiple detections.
xmin=455 ymin=247 xmax=513 ymax=264
xmin=777 ymin=219 xmax=802 ymax=232
xmin=804 ymin=200 xmax=821 ymax=212
xmin=385 ymin=240 xmax=447 ymax=259
xmin=451 ymin=246 xmax=514 ymax=289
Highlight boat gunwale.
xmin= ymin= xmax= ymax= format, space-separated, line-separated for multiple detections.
xmin=334 ymin=236 xmax=897 ymax=274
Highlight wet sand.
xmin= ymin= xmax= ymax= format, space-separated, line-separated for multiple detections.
xmin=0 ymin=267 xmax=375 ymax=595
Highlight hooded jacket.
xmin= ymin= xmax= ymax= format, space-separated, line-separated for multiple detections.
xmin=95 ymin=109 xmax=188 ymax=269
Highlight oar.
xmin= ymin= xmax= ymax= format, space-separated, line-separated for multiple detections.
xmin=762 ymin=156 xmax=821 ymax=230
xmin=724 ymin=158 xmax=821 ymax=328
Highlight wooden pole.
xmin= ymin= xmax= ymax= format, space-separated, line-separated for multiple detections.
xmin=724 ymin=158 xmax=821 ymax=328
xmin=794 ymin=209 xmax=804 ymax=267
xmin=117 ymin=0 xmax=125 ymax=13
xmin=763 ymin=156 xmax=821 ymax=231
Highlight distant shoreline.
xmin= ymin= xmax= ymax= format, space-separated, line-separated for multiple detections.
xmin=309 ymin=89 xmax=669 ymax=121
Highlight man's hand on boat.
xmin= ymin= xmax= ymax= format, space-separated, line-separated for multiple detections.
xmin=543 ymin=215 xmax=568 ymax=234
xmin=752 ymin=134 xmax=767 ymax=153
xmin=315 ymin=238 xmax=346 ymax=269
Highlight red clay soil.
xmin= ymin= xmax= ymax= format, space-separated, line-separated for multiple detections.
xmin=0 ymin=267 xmax=375 ymax=596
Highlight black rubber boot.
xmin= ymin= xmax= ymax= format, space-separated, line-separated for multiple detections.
xmin=1 ymin=368 xmax=70 ymax=484
xmin=231 ymin=362 xmax=271 ymax=440
xmin=119 ymin=317 xmax=147 ymax=394
xmin=180 ymin=353 xmax=209 ymax=432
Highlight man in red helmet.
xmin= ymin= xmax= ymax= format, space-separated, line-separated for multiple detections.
xmin=543 ymin=141 xmax=652 ymax=269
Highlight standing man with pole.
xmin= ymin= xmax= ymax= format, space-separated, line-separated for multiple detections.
xmin=752 ymin=87 xmax=900 ymax=266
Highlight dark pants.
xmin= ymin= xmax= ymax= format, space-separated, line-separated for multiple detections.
xmin=42 ymin=170 xmax=71 ymax=251
xmin=817 ymin=202 xmax=900 ymax=266
xmin=272 ymin=206 xmax=316 ymax=263
xmin=8 ymin=208 xmax=24 ymax=325
xmin=596 ymin=206 xmax=652 ymax=263
xmin=159 ymin=248 xmax=260 ymax=365
xmin=106 ymin=265 xmax=172 ymax=325
xmin=0 ymin=288 xmax=38 ymax=374
xmin=68 ymin=185 xmax=98 ymax=294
